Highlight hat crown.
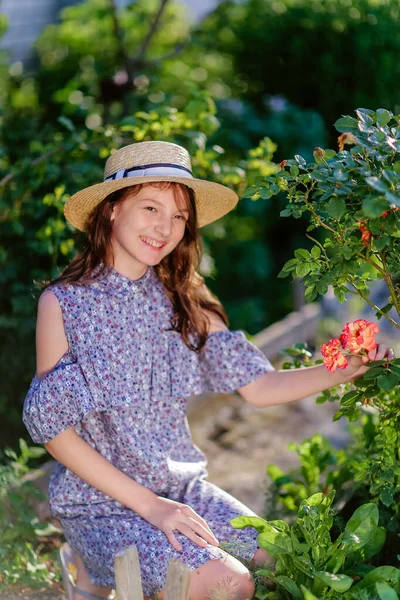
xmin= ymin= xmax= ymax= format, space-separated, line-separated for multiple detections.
xmin=104 ymin=141 xmax=192 ymax=180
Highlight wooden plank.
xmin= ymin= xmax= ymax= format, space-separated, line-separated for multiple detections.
xmin=164 ymin=560 xmax=190 ymax=600
xmin=252 ymin=303 xmax=321 ymax=360
xmin=114 ymin=545 xmax=144 ymax=600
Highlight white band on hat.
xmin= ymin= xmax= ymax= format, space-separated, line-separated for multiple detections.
xmin=104 ymin=163 xmax=193 ymax=182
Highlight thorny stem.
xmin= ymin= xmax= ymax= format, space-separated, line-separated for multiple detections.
xmin=302 ymin=189 xmax=400 ymax=319
xmin=346 ymin=280 xmax=400 ymax=330
xmin=305 ymin=233 xmax=330 ymax=263
xmin=303 ymin=193 xmax=338 ymax=236
xmin=379 ymin=251 xmax=400 ymax=320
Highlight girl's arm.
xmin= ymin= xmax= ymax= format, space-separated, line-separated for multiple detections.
xmin=237 ymin=345 xmax=392 ymax=408
xmin=36 ymin=291 xmax=219 ymax=552
xmin=200 ymin=306 xmax=391 ymax=409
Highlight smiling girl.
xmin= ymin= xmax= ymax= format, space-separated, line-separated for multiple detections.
xmin=23 ymin=141 xmax=393 ymax=600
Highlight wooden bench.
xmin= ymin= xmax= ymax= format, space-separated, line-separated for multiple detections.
xmin=114 ymin=545 xmax=190 ymax=600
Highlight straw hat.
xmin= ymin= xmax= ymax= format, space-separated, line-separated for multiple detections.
xmin=64 ymin=141 xmax=239 ymax=231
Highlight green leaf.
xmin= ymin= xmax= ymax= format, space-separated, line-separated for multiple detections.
xmin=300 ymin=586 xmax=319 ymax=600
xmin=334 ymin=116 xmax=358 ymax=132
xmin=295 ymin=248 xmax=310 ymax=259
xmin=340 ymin=390 xmax=361 ymax=406
xmin=268 ymin=520 xmax=291 ymax=533
xmin=259 ymin=187 xmax=273 ymax=200
xmin=314 ymin=571 xmax=353 ymax=592
xmin=363 ymin=367 xmax=385 ymax=380
xmin=374 ymin=235 xmax=391 ymax=250
xmin=357 ymin=526 xmax=386 ymax=562
xmin=380 ymin=488 xmax=394 ymax=507
xmin=58 ymin=115 xmax=75 ymax=132
xmin=296 ymin=263 xmax=311 ymax=277
xmin=377 ymin=372 xmax=398 ymax=392
xmin=311 ymin=246 xmax=321 ymax=259
xmin=340 ymin=503 xmax=379 ymax=550
xmin=324 ymin=549 xmax=346 ymax=574
xmin=257 ymin=530 xmax=292 ymax=556
xmin=352 ymin=567 xmax=400 ymax=591
xmin=290 ymin=165 xmax=299 ymax=177
xmin=326 ymin=197 xmax=346 ymax=219
xmin=385 ymin=191 xmax=400 ymax=206
xmin=376 ymin=109 xmax=392 ymax=127
xmin=242 ymin=186 xmax=259 ymax=197
xmin=275 ymin=576 xmax=302 ymax=600
xmin=376 ymin=583 xmax=399 ymax=600
xmin=256 ymin=569 xmax=275 ymax=579
xmin=366 ymin=176 xmax=389 ymax=193
xmin=362 ymin=195 xmax=389 ymax=218
xmin=231 ymin=516 xmax=271 ymax=533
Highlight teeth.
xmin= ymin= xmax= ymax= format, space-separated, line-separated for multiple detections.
xmin=141 ymin=236 xmax=164 ymax=248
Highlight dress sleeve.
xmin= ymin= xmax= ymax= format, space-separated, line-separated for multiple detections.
xmin=22 ymin=351 xmax=98 ymax=444
xmin=199 ymin=330 xmax=275 ymax=394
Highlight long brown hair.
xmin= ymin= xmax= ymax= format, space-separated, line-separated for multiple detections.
xmin=44 ymin=182 xmax=228 ymax=351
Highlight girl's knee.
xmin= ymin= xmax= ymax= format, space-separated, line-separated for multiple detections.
xmin=189 ymin=554 xmax=255 ymax=600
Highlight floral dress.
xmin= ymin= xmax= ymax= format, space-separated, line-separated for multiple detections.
xmin=23 ymin=265 xmax=275 ymax=595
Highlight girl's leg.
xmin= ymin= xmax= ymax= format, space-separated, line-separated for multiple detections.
xmin=155 ymin=554 xmax=255 ymax=600
xmin=251 ymin=547 xmax=270 ymax=566
xmin=73 ymin=550 xmax=112 ymax=600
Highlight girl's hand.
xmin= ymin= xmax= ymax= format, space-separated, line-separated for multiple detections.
xmin=142 ymin=496 xmax=219 ymax=552
xmin=339 ymin=343 xmax=395 ymax=382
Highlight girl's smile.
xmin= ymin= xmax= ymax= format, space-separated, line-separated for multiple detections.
xmin=139 ymin=235 xmax=167 ymax=250
xmin=110 ymin=184 xmax=189 ymax=279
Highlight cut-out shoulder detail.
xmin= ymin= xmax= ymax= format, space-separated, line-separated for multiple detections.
xmin=202 ymin=308 xmax=228 ymax=333
xmin=36 ymin=289 xmax=69 ymax=379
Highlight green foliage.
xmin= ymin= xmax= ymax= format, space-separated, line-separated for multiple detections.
xmin=259 ymin=107 xmax=400 ymax=326
xmin=0 ymin=440 xmax=61 ymax=586
xmin=232 ymin=493 xmax=400 ymax=599
xmin=266 ymin=420 xmax=400 ymax=565
xmin=266 ymin=434 xmax=350 ymax=514
xmin=256 ymin=109 xmax=400 ymax=569
xmin=200 ymin=0 xmax=400 ymax=142
xmin=33 ymin=0 xmax=234 ymax=123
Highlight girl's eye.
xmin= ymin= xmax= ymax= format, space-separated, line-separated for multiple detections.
xmin=145 ymin=206 xmax=156 ymax=212
xmin=175 ymin=215 xmax=186 ymax=221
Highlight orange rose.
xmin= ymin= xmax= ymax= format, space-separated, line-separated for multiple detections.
xmin=321 ymin=338 xmax=349 ymax=373
xmin=280 ymin=160 xmax=287 ymax=169
xmin=358 ymin=221 xmax=371 ymax=247
xmin=339 ymin=319 xmax=380 ymax=353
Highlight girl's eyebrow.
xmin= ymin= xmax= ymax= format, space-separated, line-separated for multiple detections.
xmin=138 ymin=197 xmax=189 ymax=214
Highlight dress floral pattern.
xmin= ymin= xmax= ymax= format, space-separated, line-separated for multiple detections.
xmin=23 ymin=265 xmax=275 ymax=595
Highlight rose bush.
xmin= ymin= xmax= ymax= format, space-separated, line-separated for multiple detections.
xmin=243 ymin=108 xmax=400 ymax=595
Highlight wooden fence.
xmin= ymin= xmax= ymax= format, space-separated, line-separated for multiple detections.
xmin=114 ymin=545 xmax=190 ymax=600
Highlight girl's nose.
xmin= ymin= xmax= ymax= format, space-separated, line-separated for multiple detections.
xmin=154 ymin=217 xmax=172 ymax=238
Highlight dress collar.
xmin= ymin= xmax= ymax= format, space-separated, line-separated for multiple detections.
xmin=91 ymin=262 xmax=156 ymax=298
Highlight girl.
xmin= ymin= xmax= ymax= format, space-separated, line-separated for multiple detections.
xmin=23 ymin=141 xmax=393 ymax=600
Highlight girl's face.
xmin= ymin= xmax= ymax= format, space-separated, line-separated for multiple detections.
xmin=110 ymin=184 xmax=190 ymax=278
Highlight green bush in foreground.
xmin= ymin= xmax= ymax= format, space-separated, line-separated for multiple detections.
xmin=232 ymin=492 xmax=400 ymax=600
xmin=0 ymin=440 xmax=61 ymax=586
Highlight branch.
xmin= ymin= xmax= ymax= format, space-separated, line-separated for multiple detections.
xmin=0 ymin=140 xmax=104 ymax=190
xmin=346 ymin=280 xmax=400 ymax=330
xmin=0 ymin=146 xmax=63 ymax=188
xmin=135 ymin=0 xmax=170 ymax=60
xmin=108 ymin=0 xmax=135 ymax=81
xmin=146 ymin=39 xmax=190 ymax=66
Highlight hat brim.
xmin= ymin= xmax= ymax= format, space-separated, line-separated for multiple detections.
xmin=64 ymin=176 xmax=239 ymax=232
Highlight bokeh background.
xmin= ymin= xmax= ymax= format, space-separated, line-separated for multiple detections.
xmin=1 ymin=0 xmax=399 ymax=456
